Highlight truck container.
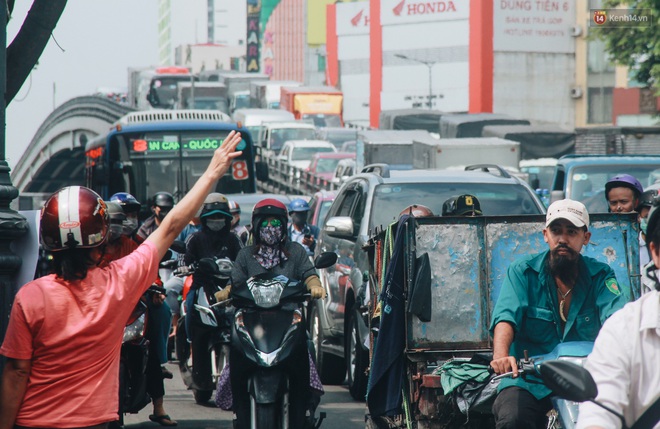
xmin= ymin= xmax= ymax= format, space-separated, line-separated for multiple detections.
xmin=249 ymin=80 xmax=302 ymax=109
xmin=356 ymin=130 xmax=431 ymax=171
xmin=412 ymin=136 xmax=520 ymax=170
xmin=280 ymin=86 xmax=343 ymax=128
xmin=378 ymin=108 xmax=444 ymax=135
xmin=440 ymin=113 xmax=530 ymax=138
xmin=481 ymin=124 xmax=575 ymax=160
xmin=175 ymin=81 xmax=228 ymax=113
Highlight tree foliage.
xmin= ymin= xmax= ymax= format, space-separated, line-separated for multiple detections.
xmin=591 ymin=0 xmax=660 ymax=88
xmin=5 ymin=0 xmax=68 ymax=106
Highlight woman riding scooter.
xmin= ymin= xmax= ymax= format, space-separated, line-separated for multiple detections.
xmin=214 ymin=198 xmax=326 ymax=429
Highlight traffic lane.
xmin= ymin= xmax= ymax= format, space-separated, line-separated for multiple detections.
xmin=123 ymin=362 xmax=365 ymax=428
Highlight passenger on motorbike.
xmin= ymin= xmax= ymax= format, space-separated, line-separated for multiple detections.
xmin=489 ymin=199 xmax=627 ymax=429
xmin=100 ymin=201 xmax=177 ymax=426
xmin=0 ymin=129 xmax=242 ymax=429
xmin=287 ymin=198 xmax=319 ymax=257
xmin=215 ymin=198 xmax=326 ymax=429
xmin=136 ymin=191 xmax=175 ymax=243
xmin=576 ymin=198 xmax=660 ymax=429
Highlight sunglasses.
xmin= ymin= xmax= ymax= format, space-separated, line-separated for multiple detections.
xmin=260 ymin=218 xmax=282 ymax=228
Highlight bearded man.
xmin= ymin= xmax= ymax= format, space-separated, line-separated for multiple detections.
xmin=488 ymin=199 xmax=628 ymax=429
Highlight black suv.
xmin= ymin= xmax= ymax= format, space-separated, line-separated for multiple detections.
xmin=311 ymin=165 xmax=545 ymax=400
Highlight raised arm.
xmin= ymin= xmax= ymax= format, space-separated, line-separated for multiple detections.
xmin=147 ymin=131 xmax=242 ymax=261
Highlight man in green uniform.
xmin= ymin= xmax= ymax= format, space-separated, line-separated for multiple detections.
xmin=489 ymin=199 xmax=627 ymax=429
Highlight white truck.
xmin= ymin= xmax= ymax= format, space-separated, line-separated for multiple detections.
xmin=249 ymin=80 xmax=302 ymax=109
xmin=255 ymin=121 xmax=317 ymax=160
xmin=412 ymin=136 xmax=521 ymax=170
xmin=175 ymin=82 xmax=228 ymax=113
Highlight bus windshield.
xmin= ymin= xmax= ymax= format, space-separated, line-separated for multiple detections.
xmin=87 ymin=128 xmax=255 ymax=205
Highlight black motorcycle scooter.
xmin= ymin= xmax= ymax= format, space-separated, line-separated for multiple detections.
xmin=175 ymin=257 xmax=234 ymax=403
xmin=228 ymin=251 xmax=337 ymax=429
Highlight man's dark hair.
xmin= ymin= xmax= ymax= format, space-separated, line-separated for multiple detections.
xmin=51 ymin=248 xmax=99 ymax=281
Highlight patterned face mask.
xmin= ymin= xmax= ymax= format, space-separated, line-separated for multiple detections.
xmin=259 ymin=225 xmax=283 ymax=245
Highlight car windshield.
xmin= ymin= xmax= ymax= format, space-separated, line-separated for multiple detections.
xmin=303 ymin=114 xmax=342 ymax=128
xmin=520 ymin=165 xmax=555 ymax=190
xmin=569 ymin=164 xmax=660 ymax=213
xmin=315 ymin=158 xmax=343 ymax=173
xmin=370 ymin=182 xmax=542 ymax=229
xmin=292 ymin=146 xmax=335 ymax=161
xmin=270 ymin=128 xmax=316 ymax=152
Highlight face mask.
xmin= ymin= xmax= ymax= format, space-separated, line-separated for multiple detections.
xmin=291 ymin=212 xmax=306 ymax=226
xmin=108 ymin=224 xmax=123 ymax=243
xmin=641 ymin=217 xmax=649 ymax=235
xmin=206 ymin=219 xmax=226 ymax=232
xmin=122 ymin=219 xmax=138 ymax=236
xmin=260 ymin=225 xmax=283 ymax=245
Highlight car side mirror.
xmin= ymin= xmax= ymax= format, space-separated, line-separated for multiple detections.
xmin=324 ymin=216 xmax=355 ymax=239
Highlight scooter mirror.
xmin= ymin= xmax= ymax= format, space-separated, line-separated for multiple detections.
xmin=538 ymin=360 xmax=598 ymax=402
xmin=314 ymin=252 xmax=338 ymax=269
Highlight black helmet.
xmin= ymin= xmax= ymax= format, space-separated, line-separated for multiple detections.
xmin=442 ymin=194 xmax=482 ymax=216
xmin=637 ymin=189 xmax=657 ymax=211
xmin=152 ymin=192 xmax=174 ymax=208
xmin=201 ymin=193 xmax=232 ymax=221
xmin=109 ymin=192 xmax=141 ymax=213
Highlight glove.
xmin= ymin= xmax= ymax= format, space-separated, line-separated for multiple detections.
xmin=214 ymin=286 xmax=232 ymax=302
xmin=305 ymin=275 xmax=326 ymax=300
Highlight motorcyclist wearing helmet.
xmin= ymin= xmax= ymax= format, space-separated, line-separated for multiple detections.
xmin=136 ymin=191 xmax=175 ymax=243
xmin=99 ymin=201 xmax=177 ymax=425
xmin=577 ymin=196 xmax=660 ymax=429
xmin=216 ymin=198 xmax=326 ymax=429
xmin=604 ymin=174 xmax=643 ymax=213
xmin=182 ymin=194 xmax=243 ymax=335
xmin=637 ymin=189 xmax=657 ymax=283
xmin=228 ymin=200 xmax=249 ymax=245
xmin=0 ymin=129 xmax=243 ymax=429
xmin=110 ymin=192 xmax=142 ymax=240
xmin=287 ymin=198 xmax=320 ymax=257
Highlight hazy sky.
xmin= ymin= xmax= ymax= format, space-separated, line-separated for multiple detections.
xmin=5 ymin=1 xmax=207 ymax=171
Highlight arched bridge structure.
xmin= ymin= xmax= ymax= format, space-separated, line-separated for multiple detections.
xmin=10 ymin=96 xmax=134 ymax=196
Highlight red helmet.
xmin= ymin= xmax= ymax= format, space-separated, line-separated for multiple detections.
xmin=40 ymin=186 xmax=109 ymax=251
xmin=252 ymin=198 xmax=288 ymax=244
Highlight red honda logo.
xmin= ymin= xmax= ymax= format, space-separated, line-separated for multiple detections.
xmin=393 ymin=0 xmax=405 ymax=16
xmin=351 ymin=9 xmax=364 ymax=26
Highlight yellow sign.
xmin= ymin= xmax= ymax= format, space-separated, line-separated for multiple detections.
xmin=294 ymin=94 xmax=343 ymax=114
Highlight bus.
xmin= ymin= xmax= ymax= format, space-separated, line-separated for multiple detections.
xmin=85 ymin=109 xmax=266 ymax=210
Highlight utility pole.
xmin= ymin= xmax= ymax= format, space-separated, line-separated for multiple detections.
xmin=0 ymin=0 xmax=29 ymax=374
xmin=395 ymin=53 xmax=438 ymax=110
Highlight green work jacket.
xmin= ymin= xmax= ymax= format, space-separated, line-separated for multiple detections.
xmin=490 ymin=249 xmax=627 ymax=399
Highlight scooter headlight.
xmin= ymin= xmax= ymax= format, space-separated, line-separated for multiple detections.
xmin=248 ymin=280 xmax=284 ymax=308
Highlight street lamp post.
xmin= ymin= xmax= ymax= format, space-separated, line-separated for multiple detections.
xmin=0 ymin=1 xmax=29 ymax=374
xmin=395 ymin=53 xmax=437 ymax=110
